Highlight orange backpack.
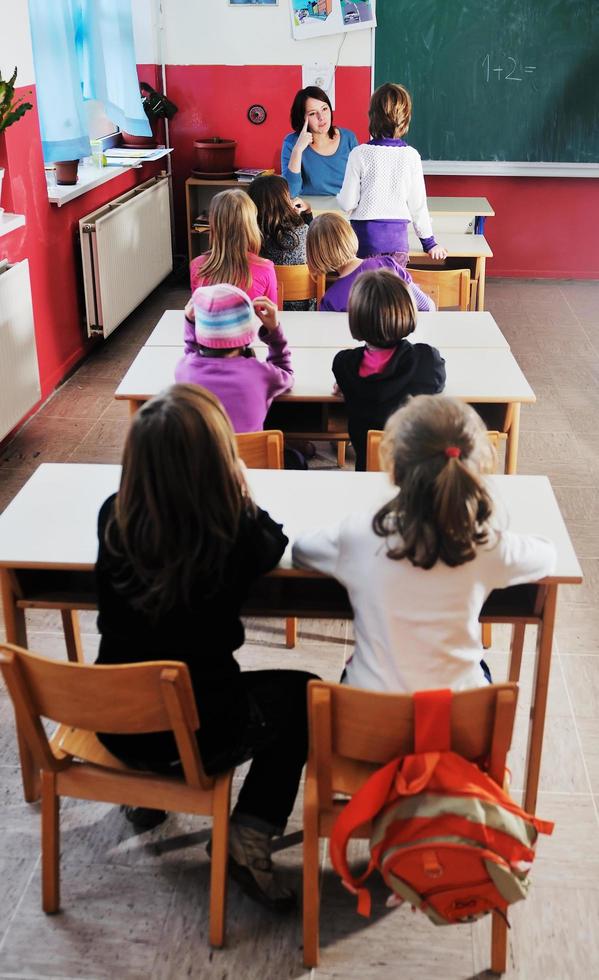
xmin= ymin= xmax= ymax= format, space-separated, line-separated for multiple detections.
xmin=329 ymin=689 xmax=554 ymax=924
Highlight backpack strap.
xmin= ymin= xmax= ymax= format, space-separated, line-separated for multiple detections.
xmin=414 ymin=688 xmax=452 ymax=753
xmin=330 ymin=756 xmax=402 ymax=917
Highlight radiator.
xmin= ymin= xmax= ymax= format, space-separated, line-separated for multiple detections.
xmin=80 ymin=175 xmax=173 ymax=339
xmin=0 ymin=259 xmax=41 ymax=442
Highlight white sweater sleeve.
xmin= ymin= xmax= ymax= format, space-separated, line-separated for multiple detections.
xmin=292 ymin=521 xmax=344 ymax=578
xmin=406 ymin=151 xmax=434 ymax=241
xmin=489 ymin=531 xmax=557 ymax=588
xmin=336 ymin=147 xmax=362 ymax=214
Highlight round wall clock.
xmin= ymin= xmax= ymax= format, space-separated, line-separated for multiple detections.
xmin=247 ymin=104 xmax=267 ymax=125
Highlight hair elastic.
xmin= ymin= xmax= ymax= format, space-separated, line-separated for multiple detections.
xmin=445 ymin=446 xmax=461 ymax=459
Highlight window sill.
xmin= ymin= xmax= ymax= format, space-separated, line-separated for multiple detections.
xmin=0 ymin=212 xmax=26 ymax=237
xmin=47 ymin=150 xmax=172 ymax=207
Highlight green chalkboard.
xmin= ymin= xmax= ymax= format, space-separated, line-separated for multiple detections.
xmin=374 ymin=0 xmax=599 ymax=166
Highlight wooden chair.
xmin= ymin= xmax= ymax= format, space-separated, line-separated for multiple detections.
xmin=235 ymin=430 xmax=297 ymax=649
xmin=0 ymin=643 xmax=233 ymax=948
xmin=365 ymin=429 xmax=506 ymax=650
xmin=303 ymin=679 xmax=518 ymax=972
xmin=275 ymin=265 xmax=325 ymax=309
xmin=409 ymin=268 xmax=474 ymax=311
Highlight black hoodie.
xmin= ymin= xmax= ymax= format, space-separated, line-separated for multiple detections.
xmin=333 ymin=341 xmax=446 ymax=470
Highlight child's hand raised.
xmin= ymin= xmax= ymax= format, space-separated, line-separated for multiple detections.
xmin=184 ymin=298 xmax=194 ymax=321
xmin=253 ymin=296 xmax=279 ymax=333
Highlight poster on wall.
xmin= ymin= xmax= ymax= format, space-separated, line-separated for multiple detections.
xmin=289 ymin=0 xmax=375 ymax=40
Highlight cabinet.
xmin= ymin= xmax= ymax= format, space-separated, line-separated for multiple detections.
xmin=185 ymin=177 xmax=243 ymax=263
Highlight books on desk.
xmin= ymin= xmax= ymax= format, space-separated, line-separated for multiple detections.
xmin=235 ymin=168 xmax=275 ymax=183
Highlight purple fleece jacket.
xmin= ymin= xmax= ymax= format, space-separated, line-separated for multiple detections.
xmin=175 ymin=319 xmax=293 ymax=432
xmin=319 ymin=255 xmax=435 ymax=313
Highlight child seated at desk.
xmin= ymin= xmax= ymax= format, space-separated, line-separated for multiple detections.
xmin=248 ymin=174 xmax=314 ymax=311
xmin=306 ymin=212 xmax=434 ymax=313
xmin=292 ymin=395 xmax=556 ymax=694
xmin=331 ymin=269 xmax=445 ymax=470
xmin=190 ymin=189 xmax=278 ymax=303
xmin=95 ymin=383 xmax=318 ymax=911
xmin=175 ymin=284 xmax=293 ymax=433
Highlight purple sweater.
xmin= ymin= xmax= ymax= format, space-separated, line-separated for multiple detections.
xmin=319 ymin=255 xmax=435 ymax=313
xmin=175 ymin=320 xmax=293 ymax=432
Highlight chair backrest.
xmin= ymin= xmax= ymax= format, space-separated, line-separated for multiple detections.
xmin=236 ymin=430 xmax=283 ymax=469
xmin=410 ymin=268 xmax=472 ymax=311
xmin=366 ymin=428 xmax=503 ymax=473
xmin=307 ymin=680 xmax=518 ymax=807
xmin=0 ymin=643 xmax=211 ymax=788
xmin=275 ymin=264 xmax=325 ymax=309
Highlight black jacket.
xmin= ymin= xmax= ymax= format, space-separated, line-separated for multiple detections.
xmin=333 ymin=341 xmax=446 ymax=470
xmin=94 ymin=494 xmax=287 ymax=772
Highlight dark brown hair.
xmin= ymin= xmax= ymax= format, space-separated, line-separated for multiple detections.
xmin=248 ymin=174 xmax=304 ymax=251
xmin=105 ymin=384 xmax=248 ymax=617
xmin=290 ymin=86 xmax=335 ymax=138
xmin=373 ymin=395 xmax=496 ymax=568
xmin=348 ymin=269 xmax=416 ymax=347
xmin=369 ymin=82 xmax=412 ymax=139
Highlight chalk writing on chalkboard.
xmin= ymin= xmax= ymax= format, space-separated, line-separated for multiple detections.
xmin=482 ymin=55 xmax=537 ymax=83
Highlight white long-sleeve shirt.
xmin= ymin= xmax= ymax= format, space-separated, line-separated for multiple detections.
xmin=292 ymin=511 xmax=556 ymax=693
xmin=337 ymin=141 xmax=434 ymax=240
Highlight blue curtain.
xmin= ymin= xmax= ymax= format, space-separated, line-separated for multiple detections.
xmin=28 ymin=0 xmax=150 ymax=163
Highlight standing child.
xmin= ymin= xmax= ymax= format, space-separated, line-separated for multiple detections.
xmin=306 ymin=212 xmax=435 ymax=313
xmin=175 ymin=284 xmax=293 ymax=433
xmin=292 ymin=394 xmax=556 ymax=693
xmin=95 ymin=383 xmax=318 ymax=911
xmin=331 ymin=268 xmax=445 ymax=470
xmin=248 ymin=174 xmax=314 ymax=311
xmin=337 ymin=82 xmax=448 ymax=264
xmin=190 ymin=189 xmax=277 ymax=303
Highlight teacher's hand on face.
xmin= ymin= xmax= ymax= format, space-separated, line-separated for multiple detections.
xmin=294 ymin=116 xmax=313 ymax=154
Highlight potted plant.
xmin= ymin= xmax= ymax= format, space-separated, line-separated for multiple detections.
xmin=0 ymin=67 xmax=33 ymax=207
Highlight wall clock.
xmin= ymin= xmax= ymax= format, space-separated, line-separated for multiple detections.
xmin=247 ymin=104 xmax=267 ymax=125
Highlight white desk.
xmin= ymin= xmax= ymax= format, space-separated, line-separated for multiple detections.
xmin=304 ymin=195 xmax=495 ymax=232
xmin=145 ymin=310 xmax=510 ymax=351
xmin=115 ymin=344 xmax=533 ymax=472
xmin=0 ymin=463 xmax=582 ymax=815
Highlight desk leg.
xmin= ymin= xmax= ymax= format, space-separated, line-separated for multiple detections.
xmin=61 ymin=610 xmax=84 ymax=663
xmin=523 ymin=584 xmax=558 ymax=814
xmin=476 ymin=256 xmax=486 ymax=311
xmin=0 ymin=571 xmax=40 ymax=802
xmin=505 ymin=403 xmax=521 ymax=475
xmin=128 ymin=399 xmax=142 ymax=418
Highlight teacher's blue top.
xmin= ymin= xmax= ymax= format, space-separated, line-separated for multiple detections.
xmin=281 ymin=127 xmax=358 ymax=197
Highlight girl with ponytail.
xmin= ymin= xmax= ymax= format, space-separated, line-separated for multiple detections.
xmin=293 ymin=395 xmax=556 ymax=693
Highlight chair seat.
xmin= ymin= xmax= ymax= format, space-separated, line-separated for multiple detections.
xmin=54 ymin=725 xmax=134 ymax=771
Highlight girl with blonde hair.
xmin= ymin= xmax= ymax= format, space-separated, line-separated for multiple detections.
xmin=293 ymin=394 xmax=555 ymax=693
xmin=96 ymin=383 xmax=317 ymax=911
xmin=190 ymin=188 xmax=277 ymax=302
xmin=306 ymin=212 xmax=434 ymax=312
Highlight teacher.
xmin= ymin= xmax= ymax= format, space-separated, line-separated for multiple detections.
xmin=281 ymin=86 xmax=358 ymax=198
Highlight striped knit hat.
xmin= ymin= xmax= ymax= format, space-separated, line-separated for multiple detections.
xmin=192 ymin=283 xmax=257 ymax=349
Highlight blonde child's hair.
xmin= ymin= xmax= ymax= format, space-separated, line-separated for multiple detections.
xmin=349 ymin=269 xmax=416 ymax=348
xmin=306 ymin=213 xmax=359 ymax=276
xmin=369 ymin=83 xmax=412 ymax=140
xmin=373 ymin=395 xmax=496 ymax=569
xmin=199 ymin=189 xmax=263 ymax=290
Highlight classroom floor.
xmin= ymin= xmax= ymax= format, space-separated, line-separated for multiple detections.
xmin=1 ymin=278 xmax=598 ymax=979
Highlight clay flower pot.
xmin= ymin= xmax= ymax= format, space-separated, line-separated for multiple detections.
xmin=55 ymin=160 xmax=79 ymax=185
xmin=193 ymin=138 xmax=237 ymax=176
xmin=120 ymin=131 xmax=157 ymax=149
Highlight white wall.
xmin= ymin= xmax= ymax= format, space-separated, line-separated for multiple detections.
xmin=0 ymin=4 xmax=34 ymax=85
xmin=132 ymin=0 xmax=372 ymax=67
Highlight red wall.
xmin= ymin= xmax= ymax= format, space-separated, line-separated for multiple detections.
xmin=0 ymin=86 xmax=162 ymax=411
xmin=163 ymin=64 xmax=599 ymax=279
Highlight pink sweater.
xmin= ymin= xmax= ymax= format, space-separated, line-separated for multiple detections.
xmin=190 ymin=253 xmax=278 ymax=303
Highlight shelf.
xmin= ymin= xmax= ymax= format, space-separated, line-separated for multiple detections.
xmin=0 ymin=212 xmax=25 ymax=237
xmin=48 ymin=151 xmax=172 ymax=206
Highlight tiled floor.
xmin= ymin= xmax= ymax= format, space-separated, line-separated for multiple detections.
xmin=0 ymin=278 xmax=598 ymax=978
